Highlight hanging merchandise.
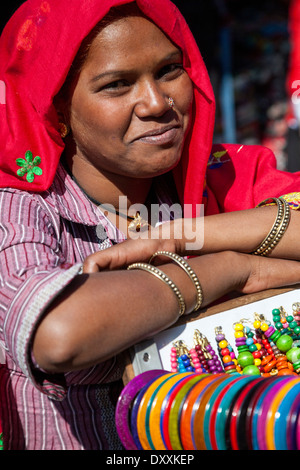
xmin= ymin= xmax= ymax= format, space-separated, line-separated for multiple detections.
xmin=116 ymin=301 xmax=300 ymax=450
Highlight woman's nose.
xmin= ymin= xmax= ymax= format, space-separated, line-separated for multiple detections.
xmin=134 ymin=80 xmax=170 ymax=118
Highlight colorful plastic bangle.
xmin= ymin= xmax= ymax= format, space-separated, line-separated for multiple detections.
xmin=229 ymin=378 xmax=264 ymax=450
xmin=210 ymin=375 xmax=258 ymax=450
xmin=166 ymin=375 xmax=205 ymax=450
xmin=192 ymin=375 xmax=229 ymax=450
xmin=205 ymin=375 xmax=242 ymax=450
xmin=147 ymin=373 xmax=191 ymax=450
xmin=115 ymin=369 xmax=167 ymax=450
xmin=266 ymin=378 xmax=300 ymax=450
xmin=136 ymin=373 xmax=176 ymax=450
xmin=179 ymin=374 xmax=218 ymax=450
xmin=256 ymin=377 xmax=292 ymax=450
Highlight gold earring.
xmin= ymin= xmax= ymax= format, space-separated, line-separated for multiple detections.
xmin=58 ymin=122 xmax=70 ymax=138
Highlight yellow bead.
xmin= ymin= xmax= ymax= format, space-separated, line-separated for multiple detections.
xmin=234 ymin=330 xmax=244 ymax=338
xmin=253 ymin=320 xmax=261 ymax=329
xmin=234 ymin=323 xmax=244 ymax=331
xmin=219 ymin=340 xmax=228 ymax=349
xmin=261 ymin=323 xmax=269 ymax=332
xmin=256 ymin=343 xmax=262 ymax=350
xmin=254 ymin=358 xmax=261 ymax=366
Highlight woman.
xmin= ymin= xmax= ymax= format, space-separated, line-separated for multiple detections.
xmin=1 ymin=0 xmax=300 ymax=450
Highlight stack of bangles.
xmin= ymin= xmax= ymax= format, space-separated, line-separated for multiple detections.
xmin=116 ymin=304 xmax=300 ymax=450
xmin=127 ymin=250 xmax=204 ymax=316
xmin=251 ymin=196 xmax=291 ymax=256
xmin=116 ymin=370 xmax=300 ymax=450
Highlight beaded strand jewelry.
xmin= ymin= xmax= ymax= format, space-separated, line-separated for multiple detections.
xmin=233 ymin=322 xmax=261 ymax=376
xmin=292 ymin=302 xmax=300 ymax=327
xmin=254 ymin=316 xmax=275 ymax=359
xmin=190 ymin=331 xmax=208 ymax=373
xmin=170 ymin=344 xmax=179 ymax=373
xmin=272 ymin=306 xmax=300 ymax=341
xmin=192 ymin=330 xmax=210 ymax=373
xmin=168 ymin=303 xmax=300 ymax=378
xmin=173 ymin=340 xmax=195 ymax=373
xmin=243 ymin=322 xmax=263 ymax=372
xmin=215 ymin=326 xmax=238 ymax=374
xmin=194 ymin=330 xmax=223 ymax=374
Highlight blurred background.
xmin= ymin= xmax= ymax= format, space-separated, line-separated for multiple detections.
xmin=2 ymin=0 xmax=300 ymax=172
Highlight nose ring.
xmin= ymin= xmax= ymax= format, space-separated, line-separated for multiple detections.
xmin=168 ymin=97 xmax=175 ymax=109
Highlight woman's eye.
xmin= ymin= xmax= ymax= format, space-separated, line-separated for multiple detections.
xmin=158 ymin=63 xmax=184 ymax=79
xmin=101 ymin=80 xmax=130 ymax=91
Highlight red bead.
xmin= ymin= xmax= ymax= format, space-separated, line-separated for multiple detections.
xmin=221 ymin=348 xmax=230 ymax=356
xmin=253 ymin=351 xmax=261 ymax=359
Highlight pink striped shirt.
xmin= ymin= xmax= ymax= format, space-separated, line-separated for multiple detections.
xmin=0 ymin=163 xmax=177 ymax=450
xmin=0 ymin=164 xmax=126 ymax=449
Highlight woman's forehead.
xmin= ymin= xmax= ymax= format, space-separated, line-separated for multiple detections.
xmin=84 ymin=14 xmax=180 ymax=71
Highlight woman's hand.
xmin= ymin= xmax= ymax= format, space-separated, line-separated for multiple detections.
xmin=238 ymin=255 xmax=300 ymax=294
xmin=83 ymin=219 xmax=189 ymax=273
xmin=83 ymin=236 xmax=180 ymax=273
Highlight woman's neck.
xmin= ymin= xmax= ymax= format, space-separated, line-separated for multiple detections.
xmin=64 ymin=152 xmax=153 ymax=210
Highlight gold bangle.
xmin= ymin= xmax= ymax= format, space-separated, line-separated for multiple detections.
xmin=148 ymin=251 xmax=203 ymax=312
xmin=127 ymin=262 xmax=186 ymax=317
xmin=251 ymin=197 xmax=291 ymax=256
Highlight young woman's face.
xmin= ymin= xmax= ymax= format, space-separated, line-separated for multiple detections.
xmin=68 ymin=14 xmax=194 ymax=179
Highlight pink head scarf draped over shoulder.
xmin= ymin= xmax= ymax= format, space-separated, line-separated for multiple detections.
xmin=0 ymin=0 xmax=215 ymax=213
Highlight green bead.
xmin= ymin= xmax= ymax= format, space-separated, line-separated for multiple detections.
xmin=248 ymin=344 xmax=257 ymax=352
xmin=272 ymin=308 xmax=281 ymax=316
xmin=270 ymin=331 xmax=281 ymax=342
xmin=275 ymin=321 xmax=283 ymax=330
xmin=293 ymin=361 xmax=300 ymax=370
xmin=237 ymin=351 xmax=254 ymax=368
xmin=286 ymin=316 xmax=294 ymax=323
xmin=290 ymin=321 xmax=298 ymax=329
xmin=242 ymin=365 xmax=261 ymax=376
xmin=294 ymin=326 xmax=300 ymax=335
xmin=286 ymin=347 xmax=300 ymax=363
xmin=237 ymin=346 xmax=248 ymax=352
xmin=276 ymin=334 xmax=293 ymax=352
xmin=273 ymin=315 xmax=281 ymax=323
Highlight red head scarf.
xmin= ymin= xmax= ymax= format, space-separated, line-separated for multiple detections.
xmin=0 ymin=0 xmax=215 ymax=212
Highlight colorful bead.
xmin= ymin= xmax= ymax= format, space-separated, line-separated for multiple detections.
xmin=215 ymin=326 xmax=238 ymax=373
xmin=237 ymin=351 xmax=254 ymax=368
xmin=171 ymin=341 xmax=195 ymax=373
xmin=276 ymin=334 xmax=293 ymax=353
xmin=242 ymin=365 xmax=261 ymax=375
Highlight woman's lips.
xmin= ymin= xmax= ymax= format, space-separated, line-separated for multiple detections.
xmin=134 ymin=126 xmax=180 ymax=144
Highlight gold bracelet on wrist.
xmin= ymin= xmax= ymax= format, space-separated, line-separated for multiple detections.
xmin=127 ymin=262 xmax=186 ymax=317
xmin=148 ymin=250 xmax=203 ymax=312
xmin=251 ymin=197 xmax=291 ymax=256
